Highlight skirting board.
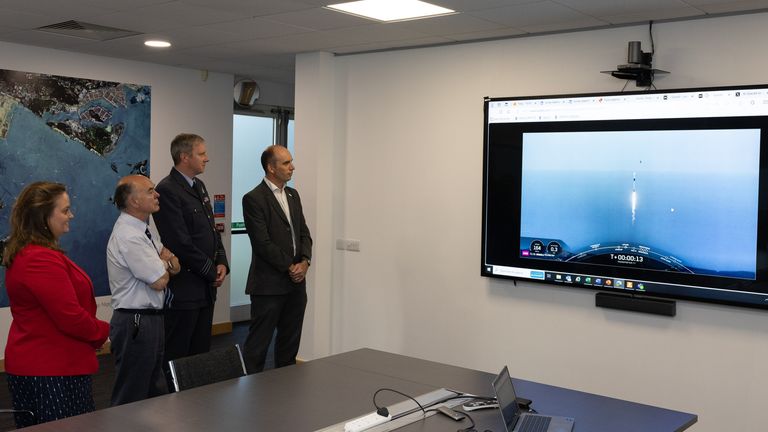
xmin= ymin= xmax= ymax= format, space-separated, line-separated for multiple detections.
xmin=212 ymin=321 xmax=233 ymax=335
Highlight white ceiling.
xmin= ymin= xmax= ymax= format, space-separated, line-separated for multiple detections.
xmin=0 ymin=0 xmax=767 ymax=84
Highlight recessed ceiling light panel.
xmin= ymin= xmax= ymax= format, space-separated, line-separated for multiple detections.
xmin=326 ymin=0 xmax=455 ymax=22
xmin=145 ymin=40 xmax=171 ymax=48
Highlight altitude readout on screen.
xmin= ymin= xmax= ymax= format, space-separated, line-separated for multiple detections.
xmin=524 ymin=240 xmax=563 ymax=258
xmin=610 ymin=254 xmax=644 ymax=264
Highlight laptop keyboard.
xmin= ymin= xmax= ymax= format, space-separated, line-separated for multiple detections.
xmin=518 ymin=414 xmax=551 ymax=432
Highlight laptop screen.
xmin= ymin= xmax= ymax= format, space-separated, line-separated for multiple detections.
xmin=492 ymin=366 xmax=521 ymax=431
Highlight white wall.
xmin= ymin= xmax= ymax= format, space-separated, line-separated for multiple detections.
xmin=0 ymin=42 xmax=234 ymax=356
xmin=295 ymin=13 xmax=768 ymax=432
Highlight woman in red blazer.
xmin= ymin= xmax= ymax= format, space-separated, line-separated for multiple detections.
xmin=1 ymin=181 xmax=110 ymax=428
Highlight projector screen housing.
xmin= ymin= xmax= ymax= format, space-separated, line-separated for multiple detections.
xmin=481 ymin=85 xmax=768 ymax=310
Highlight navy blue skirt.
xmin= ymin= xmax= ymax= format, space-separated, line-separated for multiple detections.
xmin=6 ymin=374 xmax=95 ymax=428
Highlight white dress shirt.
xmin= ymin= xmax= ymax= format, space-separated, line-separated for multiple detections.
xmin=264 ymin=177 xmax=296 ymax=255
xmin=107 ymin=212 xmax=166 ymax=309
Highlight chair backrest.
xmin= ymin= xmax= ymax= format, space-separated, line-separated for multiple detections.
xmin=0 ymin=409 xmax=36 ymax=427
xmin=168 ymin=344 xmax=247 ymax=392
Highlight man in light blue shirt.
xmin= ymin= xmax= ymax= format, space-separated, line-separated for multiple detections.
xmin=107 ymin=175 xmax=179 ymax=405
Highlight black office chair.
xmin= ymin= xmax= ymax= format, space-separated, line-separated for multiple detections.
xmin=0 ymin=409 xmax=36 ymax=428
xmin=168 ymin=344 xmax=247 ymax=392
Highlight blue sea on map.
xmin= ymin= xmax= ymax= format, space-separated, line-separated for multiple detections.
xmin=0 ymin=84 xmax=150 ymax=306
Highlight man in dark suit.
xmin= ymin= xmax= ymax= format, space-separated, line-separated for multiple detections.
xmin=242 ymin=145 xmax=312 ymax=373
xmin=153 ymin=133 xmax=229 ymax=382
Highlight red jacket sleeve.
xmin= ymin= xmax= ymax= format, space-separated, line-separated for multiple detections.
xmin=22 ymin=249 xmax=109 ymax=348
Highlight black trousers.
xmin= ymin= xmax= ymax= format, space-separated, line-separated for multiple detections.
xmin=244 ymin=289 xmax=307 ymax=373
xmin=162 ymin=304 xmax=214 ymax=390
xmin=110 ymin=310 xmax=167 ymax=406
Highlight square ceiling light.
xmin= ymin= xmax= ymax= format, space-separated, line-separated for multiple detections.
xmin=326 ymin=0 xmax=455 ymax=22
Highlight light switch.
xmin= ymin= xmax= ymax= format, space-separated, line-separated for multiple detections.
xmin=346 ymin=239 xmax=360 ymax=252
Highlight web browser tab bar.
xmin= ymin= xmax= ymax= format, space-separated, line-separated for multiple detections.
xmin=488 ymin=88 xmax=768 ymax=123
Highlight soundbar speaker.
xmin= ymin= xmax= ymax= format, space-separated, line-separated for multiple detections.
xmin=595 ymin=292 xmax=676 ymax=317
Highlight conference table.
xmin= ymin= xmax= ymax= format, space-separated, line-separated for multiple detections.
xmin=22 ymin=348 xmax=697 ymax=432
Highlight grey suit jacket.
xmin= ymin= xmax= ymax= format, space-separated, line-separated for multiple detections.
xmin=242 ymin=180 xmax=312 ymax=295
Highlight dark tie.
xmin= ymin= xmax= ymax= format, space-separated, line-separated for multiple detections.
xmin=146 ymin=227 xmax=174 ymax=308
xmin=192 ymin=178 xmax=204 ymax=200
xmin=164 ymin=285 xmax=174 ymax=309
xmin=145 ymin=227 xmax=157 ymax=250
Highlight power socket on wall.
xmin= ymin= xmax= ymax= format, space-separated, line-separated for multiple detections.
xmin=336 ymin=238 xmax=361 ymax=252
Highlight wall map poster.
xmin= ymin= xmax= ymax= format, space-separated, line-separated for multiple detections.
xmin=0 ymin=69 xmax=151 ymax=306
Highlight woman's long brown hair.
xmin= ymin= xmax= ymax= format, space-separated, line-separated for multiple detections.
xmin=1 ymin=181 xmax=66 ymax=267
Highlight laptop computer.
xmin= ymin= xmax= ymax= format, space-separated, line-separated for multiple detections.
xmin=492 ymin=366 xmax=575 ymax=432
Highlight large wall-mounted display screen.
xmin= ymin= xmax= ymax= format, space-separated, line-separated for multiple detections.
xmin=482 ymin=85 xmax=768 ymax=309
